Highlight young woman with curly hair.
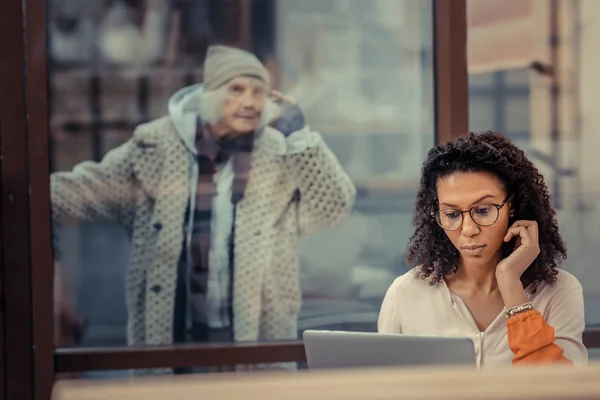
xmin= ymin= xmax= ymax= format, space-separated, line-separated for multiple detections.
xmin=378 ymin=131 xmax=587 ymax=367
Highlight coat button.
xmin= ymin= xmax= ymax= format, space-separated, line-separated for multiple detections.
xmin=151 ymin=285 xmax=162 ymax=294
xmin=153 ymin=222 xmax=162 ymax=231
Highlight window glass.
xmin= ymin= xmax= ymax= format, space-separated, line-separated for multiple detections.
xmin=49 ymin=0 xmax=434 ymax=374
xmin=467 ymin=0 xmax=600 ymax=359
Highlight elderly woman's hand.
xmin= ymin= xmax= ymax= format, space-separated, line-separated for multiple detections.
xmin=270 ymin=90 xmax=306 ymax=136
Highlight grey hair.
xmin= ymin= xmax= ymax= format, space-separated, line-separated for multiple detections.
xmin=197 ymin=85 xmax=279 ymax=127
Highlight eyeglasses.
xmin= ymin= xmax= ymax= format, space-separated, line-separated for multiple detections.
xmin=431 ymin=195 xmax=510 ymax=231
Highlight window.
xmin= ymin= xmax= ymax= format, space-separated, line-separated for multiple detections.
xmin=49 ymin=0 xmax=437 ymax=369
xmin=466 ymin=0 xmax=600 ymax=358
xmin=0 ymin=0 xmax=468 ymax=396
xmin=468 ymin=68 xmax=530 ymax=148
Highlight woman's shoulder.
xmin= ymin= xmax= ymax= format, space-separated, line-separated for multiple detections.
xmin=533 ymin=268 xmax=583 ymax=300
xmin=386 ymin=267 xmax=440 ymax=298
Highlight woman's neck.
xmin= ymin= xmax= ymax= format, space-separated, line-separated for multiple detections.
xmin=451 ymin=254 xmax=502 ymax=295
xmin=207 ymin=122 xmax=229 ymax=141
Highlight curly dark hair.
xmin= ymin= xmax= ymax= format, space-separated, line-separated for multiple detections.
xmin=406 ymin=131 xmax=566 ymax=291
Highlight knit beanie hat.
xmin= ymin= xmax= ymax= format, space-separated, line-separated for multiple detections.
xmin=203 ymin=45 xmax=270 ymax=91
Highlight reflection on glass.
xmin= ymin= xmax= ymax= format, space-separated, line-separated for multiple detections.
xmin=49 ymin=0 xmax=434 ymax=374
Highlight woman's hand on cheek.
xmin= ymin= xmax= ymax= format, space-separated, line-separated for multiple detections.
xmin=495 ymin=220 xmax=540 ymax=308
xmin=495 ymin=220 xmax=540 ymax=282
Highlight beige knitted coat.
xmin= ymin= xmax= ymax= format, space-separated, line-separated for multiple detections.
xmin=51 ymin=117 xmax=356 ymax=372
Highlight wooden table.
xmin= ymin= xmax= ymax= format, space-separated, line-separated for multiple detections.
xmin=53 ymin=363 xmax=600 ymax=400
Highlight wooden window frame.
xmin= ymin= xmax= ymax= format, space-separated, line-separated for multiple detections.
xmin=434 ymin=0 xmax=469 ymax=144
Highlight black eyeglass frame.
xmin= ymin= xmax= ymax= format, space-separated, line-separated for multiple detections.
xmin=431 ymin=195 xmax=511 ymax=231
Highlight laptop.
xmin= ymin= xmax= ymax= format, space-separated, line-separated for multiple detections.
xmin=303 ymin=330 xmax=476 ymax=370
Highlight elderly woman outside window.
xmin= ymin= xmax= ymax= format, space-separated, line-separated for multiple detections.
xmin=51 ymin=45 xmax=356 ymax=374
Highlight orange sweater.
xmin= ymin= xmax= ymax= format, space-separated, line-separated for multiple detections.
xmin=508 ymin=309 xmax=573 ymax=365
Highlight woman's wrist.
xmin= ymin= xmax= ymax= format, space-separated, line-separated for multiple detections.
xmin=505 ymin=302 xmax=535 ymax=319
xmin=496 ymin=275 xmax=529 ymax=309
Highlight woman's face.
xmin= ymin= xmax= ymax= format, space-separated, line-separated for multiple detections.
xmin=219 ymin=76 xmax=267 ymax=135
xmin=436 ymin=171 xmax=511 ymax=268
